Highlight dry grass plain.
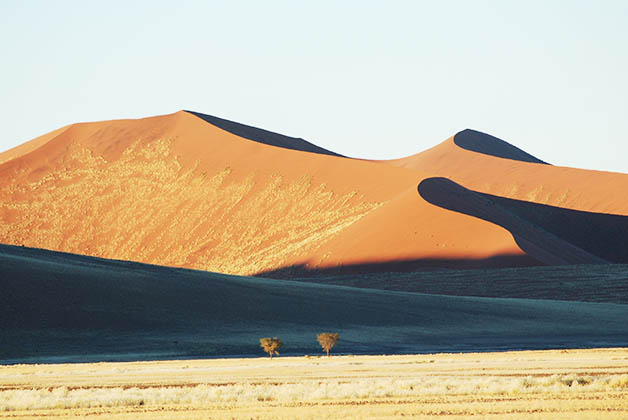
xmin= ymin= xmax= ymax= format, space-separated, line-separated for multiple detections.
xmin=2 ymin=348 xmax=627 ymax=419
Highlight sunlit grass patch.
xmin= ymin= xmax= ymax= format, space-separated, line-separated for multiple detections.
xmin=3 ymin=373 xmax=627 ymax=412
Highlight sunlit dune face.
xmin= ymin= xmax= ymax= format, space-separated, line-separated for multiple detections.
xmin=0 ymin=137 xmax=381 ymax=275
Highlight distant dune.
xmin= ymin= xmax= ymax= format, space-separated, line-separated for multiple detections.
xmin=2 ymin=244 xmax=627 ymax=363
xmin=390 ymin=129 xmax=628 ymax=215
xmin=1 ymin=111 xmax=628 ymax=275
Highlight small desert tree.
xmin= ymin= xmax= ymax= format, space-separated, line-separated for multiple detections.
xmin=260 ymin=337 xmax=283 ymax=359
xmin=317 ymin=332 xmax=340 ymax=357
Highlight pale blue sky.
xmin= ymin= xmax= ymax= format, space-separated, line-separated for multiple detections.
xmin=1 ymin=1 xmax=627 ymax=172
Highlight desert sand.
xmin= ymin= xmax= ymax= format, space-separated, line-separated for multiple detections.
xmin=4 ymin=110 xmax=628 ymax=276
xmin=2 ymin=348 xmax=627 ymax=419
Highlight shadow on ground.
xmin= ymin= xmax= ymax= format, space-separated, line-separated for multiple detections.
xmin=257 ymin=255 xmax=539 ymax=278
xmin=2 ymin=244 xmax=628 ymax=364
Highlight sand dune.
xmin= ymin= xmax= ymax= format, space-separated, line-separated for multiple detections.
xmin=2 ymin=244 xmax=627 ymax=363
xmin=390 ymin=129 xmax=628 ymax=215
xmin=0 ymin=111 xmax=528 ymax=275
xmin=1 ymin=111 xmax=627 ymax=274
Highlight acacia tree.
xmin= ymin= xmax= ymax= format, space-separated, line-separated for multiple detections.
xmin=259 ymin=337 xmax=283 ymax=359
xmin=317 ymin=332 xmax=340 ymax=357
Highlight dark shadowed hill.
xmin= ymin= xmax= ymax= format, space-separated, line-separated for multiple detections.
xmin=282 ymin=264 xmax=628 ymax=304
xmin=2 ymin=244 xmax=628 ymax=364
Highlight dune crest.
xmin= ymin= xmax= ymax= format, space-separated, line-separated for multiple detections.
xmin=186 ymin=110 xmax=343 ymax=157
xmin=389 ymin=130 xmax=628 ymax=216
xmin=453 ymin=129 xmax=547 ymax=164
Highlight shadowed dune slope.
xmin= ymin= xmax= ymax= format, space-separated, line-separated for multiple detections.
xmin=185 ymin=110 xmax=343 ymax=157
xmin=435 ymin=182 xmax=628 ymax=263
xmin=454 ymin=129 xmax=548 ymax=164
xmin=2 ymin=244 xmax=628 ymax=363
xmin=418 ymin=178 xmax=609 ymax=265
xmin=0 ymin=111 xmax=533 ymax=275
xmin=283 ymin=264 xmax=628 ymax=304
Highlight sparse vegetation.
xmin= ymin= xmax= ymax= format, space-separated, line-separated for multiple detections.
xmin=3 ymin=372 xmax=628 ymax=412
xmin=2 ymin=349 xmax=628 ymax=419
xmin=260 ymin=337 xmax=283 ymax=359
xmin=2 ymin=350 xmax=628 ymax=417
xmin=317 ymin=332 xmax=340 ymax=357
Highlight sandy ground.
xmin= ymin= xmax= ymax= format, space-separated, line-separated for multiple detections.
xmin=1 ymin=348 xmax=627 ymax=419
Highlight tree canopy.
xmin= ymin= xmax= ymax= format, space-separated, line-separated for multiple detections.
xmin=260 ymin=337 xmax=283 ymax=359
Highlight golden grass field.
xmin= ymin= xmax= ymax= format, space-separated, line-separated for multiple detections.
xmin=1 ymin=348 xmax=627 ymax=419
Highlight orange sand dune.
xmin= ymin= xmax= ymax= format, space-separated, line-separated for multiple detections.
xmin=0 ymin=112 xmax=533 ymax=275
xmin=1 ymin=113 xmax=625 ymax=275
xmin=390 ymin=129 xmax=628 ymax=215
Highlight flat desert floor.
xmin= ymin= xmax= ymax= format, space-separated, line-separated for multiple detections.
xmin=1 ymin=348 xmax=628 ymax=419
